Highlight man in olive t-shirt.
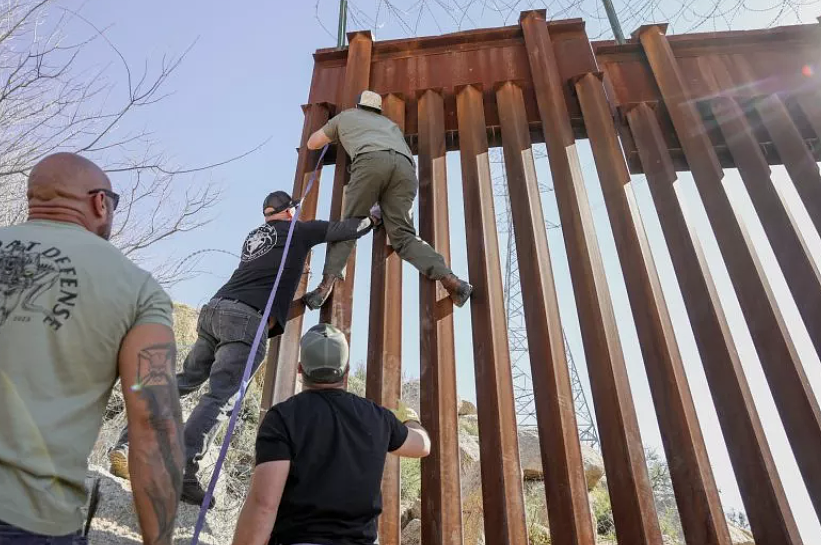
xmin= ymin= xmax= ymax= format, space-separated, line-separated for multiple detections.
xmin=302 ymin=90 xmax=473 ymax=312
xmin=0 ymin=153 xmax=184 ymax=545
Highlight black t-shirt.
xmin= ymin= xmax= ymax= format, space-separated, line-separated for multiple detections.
xmin=256 ymin=389 xmax=409 ymax=545
xmin=215 ymin=220 xmax=329 ymax=336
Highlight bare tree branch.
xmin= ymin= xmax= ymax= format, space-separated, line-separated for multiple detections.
xmin=0 ymin=0 xmax=268 ymax=286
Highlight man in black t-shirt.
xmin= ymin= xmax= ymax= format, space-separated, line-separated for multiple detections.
xmin=231 ymin=323 xmax=432 ymax=545
xmin=110 ymin=191 xmax=377 ymax=508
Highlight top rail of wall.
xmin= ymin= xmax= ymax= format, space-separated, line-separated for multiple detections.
xmin=306 ymin=11 xmax=821 ymax=173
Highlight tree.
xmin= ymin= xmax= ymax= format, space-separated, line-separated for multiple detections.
xmin=0 ymin=0 xmax=263 ymax=285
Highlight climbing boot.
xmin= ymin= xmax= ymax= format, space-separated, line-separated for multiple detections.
xmin=181 ymin=465 xmax=215 ymax=509
xmin=440 ymin=274 xmax=473 ymax=308
xmin=303 ymin=274 xmax=338 ymax=310
xmin=108 ymin=447 xmax=129 ymax=480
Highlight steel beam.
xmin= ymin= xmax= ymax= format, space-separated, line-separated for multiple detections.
xmin=520 ymin=12 xmax=663 ymax=545
xmin=574 ymin=72 xmax=730 ymax=545
xmin=754 ymin=93 xmax=821 ymax=238
xmin=264 ymin=102 xmax=330 ymax=406
xmin=795 ymin=90 xmax=821 ymax=142
xmin=319 ymin=30 xmax=374 ymax=338
xmin=417 ymin=88 xmax=463 ymax=545
xmin=626 ymin=101 xmax=802 ymax=545
xmin=637 ymin=24 xmax=821 ymax=528
xmin=701 ymin=61 xmax=821 ymax=386
xmin=496 ymin=80 xmax=595 ymax=545
xmin=366 ymin=92 xmax=405 ymax=545
xmin=457 ymin=83 xmax=527 ymax=545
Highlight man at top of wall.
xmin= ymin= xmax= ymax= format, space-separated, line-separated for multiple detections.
xmin=302 ymin=90 xmax=473 ymax=311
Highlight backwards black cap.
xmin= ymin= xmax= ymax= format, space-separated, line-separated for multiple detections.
xmin=263 ymin=191 xmax=297 ymax=215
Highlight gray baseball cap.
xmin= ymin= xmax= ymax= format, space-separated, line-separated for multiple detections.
xmin=300 ymin=323 xmax=349 ymax=383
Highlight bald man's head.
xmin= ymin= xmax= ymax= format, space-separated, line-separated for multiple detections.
xmin=27 ymin=153 xmax=117 ymax=240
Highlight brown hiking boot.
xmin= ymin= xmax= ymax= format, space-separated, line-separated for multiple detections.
xmin=303 ymin=274 xmax=338 ymax=310
xmin=440 ymin=274 xmax=473 ymax=308
xmin=108 ymin=447 xmax=129 ymax=480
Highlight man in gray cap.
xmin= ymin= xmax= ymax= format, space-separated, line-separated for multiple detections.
xmin=231 ymin=323 xmax=430 ymax=545
xmin=303 ymin=89 xmax=473 ymax=311
xmin=110 ymin=191 xmax=379 ymax=507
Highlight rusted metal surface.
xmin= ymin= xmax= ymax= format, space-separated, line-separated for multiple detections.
xmin=496 ymin=80 xmax=595 ymax=545
xmin=417 ymin=88 xmax=463 ymax=545
xmin=574 ymin=72 xmax=731 ymax=545
xmin=294 ymin=12 xmax=821 ymax=544
xmin=306 ymin=16 xmax=820 ymax=171
xmin=366 ymin=93 xmax=405 ymax=545
xmin=795 ymin=90 xmax=821 ymax=143
xmin=637 ymin=24 xmax=821 ymax=525
xmin=266 ymin=102 xmax=331 ymax=406
xmin=752 ymin=93 xmax=821 ymax=244
xmin=521 ymin=11 xmax=663 ymax=545
xmin=626 ymin=102 xmax=802 ymax=545
xmin=259 ymin=335 xmax=281 ymax=422
xmin=456 ymin=83 xmax=527 ymax=545
xmin=319 ymin=31 xmax=374 ymax=337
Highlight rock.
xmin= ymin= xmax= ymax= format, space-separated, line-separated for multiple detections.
xmin=458 ymin=400 xmax=477 ymax=416
xmin=582 ymin=446 xmax=605 ymax=491
xmin=459 ymin=429 xmax=485 ymax=545
xmin=172 ymin=303 xmax=200 ymax=349
xmin=401 ymin=498 xmax=422 ymax=529
xmin=517 ymin=429 xmax=604 ymax=489
xmin=518 ymin=429 xmax=543 ymax=480
xmin=727 ymin=522 xmax=754 ymax=545
xmin=84 ymin=465 xmax=239 ymax=545
xmin=401 ymin=518 xmax=422 ymax=545
xmin=402 ymin=380 xmax=471 ymax=420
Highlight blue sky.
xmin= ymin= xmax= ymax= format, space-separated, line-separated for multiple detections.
xmin=58 ymin=0 xmax=821 ymax=540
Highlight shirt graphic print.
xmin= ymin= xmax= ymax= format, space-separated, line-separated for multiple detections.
xmin=241 ymin=224 xmax=279 ymax=262
xmin=0 ymin=239 xmax=78 ymax=331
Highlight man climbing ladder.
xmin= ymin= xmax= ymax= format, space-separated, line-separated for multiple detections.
xmin=303 ymin=90 xmax=473 ymax=309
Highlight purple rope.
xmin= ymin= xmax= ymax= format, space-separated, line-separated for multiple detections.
xmin=190 ymin=143 xmax=329 ymax=545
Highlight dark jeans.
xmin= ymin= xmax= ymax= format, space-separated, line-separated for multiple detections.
xmin=0 ymin=521 xmax=86 ymax=544
xmin=116 ymin=298 xmax=267 ymax=469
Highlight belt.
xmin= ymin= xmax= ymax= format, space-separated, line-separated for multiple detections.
xmin=210 ymin=297 xmax=263 ymax=315
xmin=355 ymin=148 xmax=413 ymax=164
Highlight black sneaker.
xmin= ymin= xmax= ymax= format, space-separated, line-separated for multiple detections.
xmin=181 ymin=477 xmax=215 ymax=510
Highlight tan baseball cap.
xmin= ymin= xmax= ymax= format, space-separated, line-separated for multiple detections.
xmin=356 ymin=90 xmax=382 ymax=112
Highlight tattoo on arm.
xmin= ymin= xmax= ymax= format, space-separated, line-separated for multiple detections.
xmin=133 ymin=342 xmax=184 ymax=544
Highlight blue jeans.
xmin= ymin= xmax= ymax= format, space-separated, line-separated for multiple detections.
xmin=116 ymin=298 xmax=267 ymax=469
xmin=0 ymin=521 xmax=86 ymax=544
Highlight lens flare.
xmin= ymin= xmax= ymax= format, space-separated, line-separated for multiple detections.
xmin=802 ymin=65 xmax=814 ymax=78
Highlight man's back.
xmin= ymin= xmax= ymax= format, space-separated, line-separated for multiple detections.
xmin=256 ymin=389 xmax=408 ymax=545
xmin=0 ymin=220 xmax=172 ymax=535
xmin=325 ymin=108 xmax=414 ymax=163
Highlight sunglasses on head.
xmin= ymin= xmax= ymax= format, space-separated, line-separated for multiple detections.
xmin=88 ymin=188 xmax=120 ymax=211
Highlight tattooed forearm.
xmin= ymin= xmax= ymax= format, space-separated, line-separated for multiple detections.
xmin=132 ymin=342 xmax=184 ymax=545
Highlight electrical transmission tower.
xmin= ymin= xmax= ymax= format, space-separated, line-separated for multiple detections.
xmin=493 ymin=150 xmax=599 ymax=447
